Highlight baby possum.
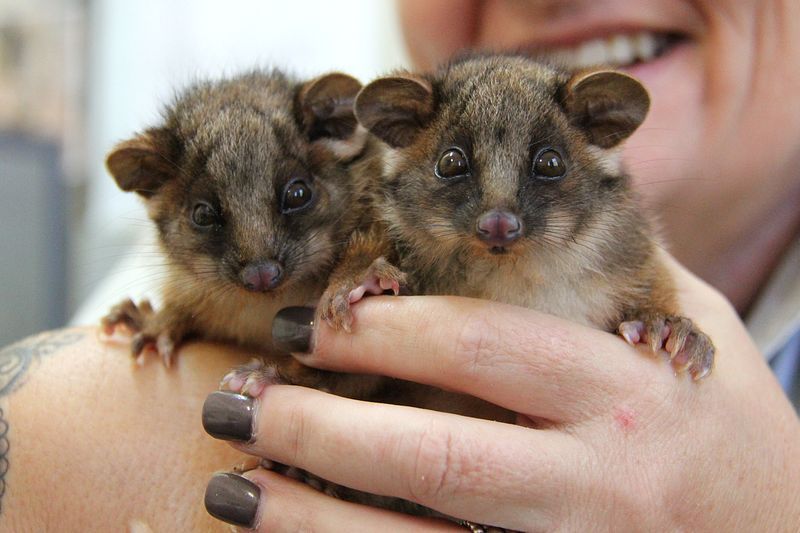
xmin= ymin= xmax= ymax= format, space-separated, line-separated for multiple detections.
xmin=101 ymin=70 xmax=369 ymax=367
xmin=322 ymin=54 xmax=715 ymax=380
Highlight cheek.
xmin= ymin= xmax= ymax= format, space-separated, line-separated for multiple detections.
xmin=623 ymin=100 xmax=702 ymax=202
xmin=398 ymin=0 xmax=482 ymax=69
xmin=622 ymin=44 xmax=705 ymax=207
xmin=292 ymin=230 xmax=335 ymax=272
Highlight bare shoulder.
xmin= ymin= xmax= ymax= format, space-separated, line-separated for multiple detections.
xmin=0 ymin=329 xmax=87 ymax=397
xmin=0 ymin=327 xmax=251 ymax=531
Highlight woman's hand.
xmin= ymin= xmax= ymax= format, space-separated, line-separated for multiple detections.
xmin=202 ymin=254 xmax=800 ymax=531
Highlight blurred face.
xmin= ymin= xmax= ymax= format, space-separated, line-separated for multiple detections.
xmin=397 ymin=0 xmax=800 ymax=277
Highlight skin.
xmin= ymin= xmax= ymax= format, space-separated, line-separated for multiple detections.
xmin=0 ymin=329 xmax=251 ymax=531
xmin=212 ymin=0 xmax=800 ymax=530
xmin=4 ymin=0 xmax=800 ymax=530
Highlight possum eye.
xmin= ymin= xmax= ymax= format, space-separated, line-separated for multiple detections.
xmin=435 ymin=148 xmax=470 ymax=180
xmin=533 ymin=149 xmax=567 ymax=180
xmin=281 ymin=179 xmax=314 ymax=213
xmin=191 ymin=201 xmax=219 ymax=228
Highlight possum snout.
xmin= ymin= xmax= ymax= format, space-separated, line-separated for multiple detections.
xmin=240 ymin=260 xmax=284 ymax=292
xmin=476 ymin=209 xmax=523 ymax=248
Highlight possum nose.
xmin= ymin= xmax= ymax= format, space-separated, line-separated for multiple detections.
xmin=241 ymin=260 xmax=283 ymax=292
xmin=476 ymin=210 xmax=522 ymax=247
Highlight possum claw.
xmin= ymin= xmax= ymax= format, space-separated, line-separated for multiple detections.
xmin=320 ymin=256 xmax=407 ymax=332
xmin=618 ymin=315 xmax=715 ymax=380
xmin=221 ymin=359 xmax=283 ymax=397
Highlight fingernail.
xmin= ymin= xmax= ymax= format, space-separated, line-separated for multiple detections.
xmin=205 ymin=473 xmax=260 ymax=528
xmin=202 ymin=391 xmax=255 ymax=442
xmin=272 ymin=306 xmax=315 ymax=353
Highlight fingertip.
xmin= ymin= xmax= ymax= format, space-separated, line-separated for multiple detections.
xmin=272 ymin=306 xmax=315 ymax=354
xmin=204 ymin=472 xmax=261 ymax=530
xmin=202 ymin=391 xmax=256 ymax=442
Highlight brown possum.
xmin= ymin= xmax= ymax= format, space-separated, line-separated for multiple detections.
xmin=101 ymin=70 xmax=371 ymax=367
xmin=321 ymin=55 xmax=715 ymax=381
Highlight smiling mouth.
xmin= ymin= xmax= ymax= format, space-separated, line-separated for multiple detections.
xmin=530 ymin=31 xmax=686 ymax=69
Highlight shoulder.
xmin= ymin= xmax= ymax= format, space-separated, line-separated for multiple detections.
xmin=0 ymin=327 xmax=251 ymax=530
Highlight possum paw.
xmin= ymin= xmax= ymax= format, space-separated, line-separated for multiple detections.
xmin=619 ymin=315 xmax=715 ymax=380
xmin=130 ymin=328 xmax=182 ymax=368
xmin=319 ymin=257 xmax=407 ymax=332
xmin=102 ymin=298 xmax=189 ymax=368
xmin=346 ymin=257 xmax=406 ymax=303
xmin=100 ymin=298 xmax=155 ymax=336
xmin=220 ymin=359 xmax=284 ymax=398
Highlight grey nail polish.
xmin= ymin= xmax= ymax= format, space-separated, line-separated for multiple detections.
xmin=202 ymin=391 xmax=255 ymax=442
xmin=205 ymin=473 xmax=260 ymax=528
xmin=272 ymin=306 xmax=315 ymax=353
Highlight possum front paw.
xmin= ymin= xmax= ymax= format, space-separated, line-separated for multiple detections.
xmin=101 ymin=297 xmax=155 ymax=336
xmin=129 ymin=327 xmax=184 ymax=368
xmin=100 ymin=298 xmax=188 ymax=368
xmin=618 ymin=315 xmax=715 ymax=380
xmin=220 ymin=359 xmax=286 ymax=398
xmin=319 ymin=256 xmax=407 ymax=332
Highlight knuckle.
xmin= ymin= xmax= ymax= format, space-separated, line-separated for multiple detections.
xmin=452 ymin=312 xmax=504 ymax=376
xmin=406 ymin=423 xmax=464 ymax=504
xmin=451 ymin=308 xmax=551 ymax=380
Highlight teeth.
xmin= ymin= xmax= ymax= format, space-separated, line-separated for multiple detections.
xmin=633 ymin=33 xmax=657 ymax=60
xmin=609 ymin=35 xmax=636 ymax=65
xmin=542 ymin=32 xmax=667 ymax=69
xmin=575 ymin=39 xmax=607 ymax=67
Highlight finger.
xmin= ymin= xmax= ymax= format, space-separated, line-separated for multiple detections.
xmin=203 ymin=389 xmax=579 ymax=530
xmin=204 ymin=469 xmax=458 ymax=533
xmin=276 ymin=297 xmax=668 ymax=421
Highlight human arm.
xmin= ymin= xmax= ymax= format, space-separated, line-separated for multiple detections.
xmin=0 ymin=327 xmax=253 ymax=531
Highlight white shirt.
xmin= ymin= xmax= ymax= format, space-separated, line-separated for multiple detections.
xmin=746 ymin=236 xmax=800 ymax=407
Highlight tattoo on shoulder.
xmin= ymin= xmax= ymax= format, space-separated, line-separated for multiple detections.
xmin=0 ymin=330 xmax=85 ymax=398
xmin=0 ymin=330 xmax=84 ymax=514
xmin=0 ymin=408 xmax=7 ymax=513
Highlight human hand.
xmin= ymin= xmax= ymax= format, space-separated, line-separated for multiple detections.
xmin=202 ymin=253 xmax=800 ymax=531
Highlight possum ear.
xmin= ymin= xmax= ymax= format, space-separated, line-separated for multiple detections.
xmin=561 ymin=70 xmax=650 ymax=148
xmin=355 ymin=75 xmax=434 ymax=148
xmin=297 ymin=72 xmax=363 ymax=141
xmin=106 ymin=129 xmax=177 ymax=198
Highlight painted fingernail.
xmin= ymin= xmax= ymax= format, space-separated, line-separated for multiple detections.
xmin=272 ymin=306 xmax=315 ymax=353
xmin=205 ymin=473 xmax=260 ymax=528
xmin=202 ymin=391 xmax=255 ymax=442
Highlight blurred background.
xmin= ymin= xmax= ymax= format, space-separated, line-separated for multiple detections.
xmin=0 ymin=0 xmax=408 ymax=346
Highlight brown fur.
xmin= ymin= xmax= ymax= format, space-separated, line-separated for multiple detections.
xmin=102 ymin=69 xmax=371 ymax=363
xmin=326 ymin=56 xmax=677 ymax=331
xmin=322 ymin=55 xmax=715 ymax=403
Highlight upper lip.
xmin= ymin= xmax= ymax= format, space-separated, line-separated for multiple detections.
xmin=488 ymin=5 xmax=697 ymax=60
